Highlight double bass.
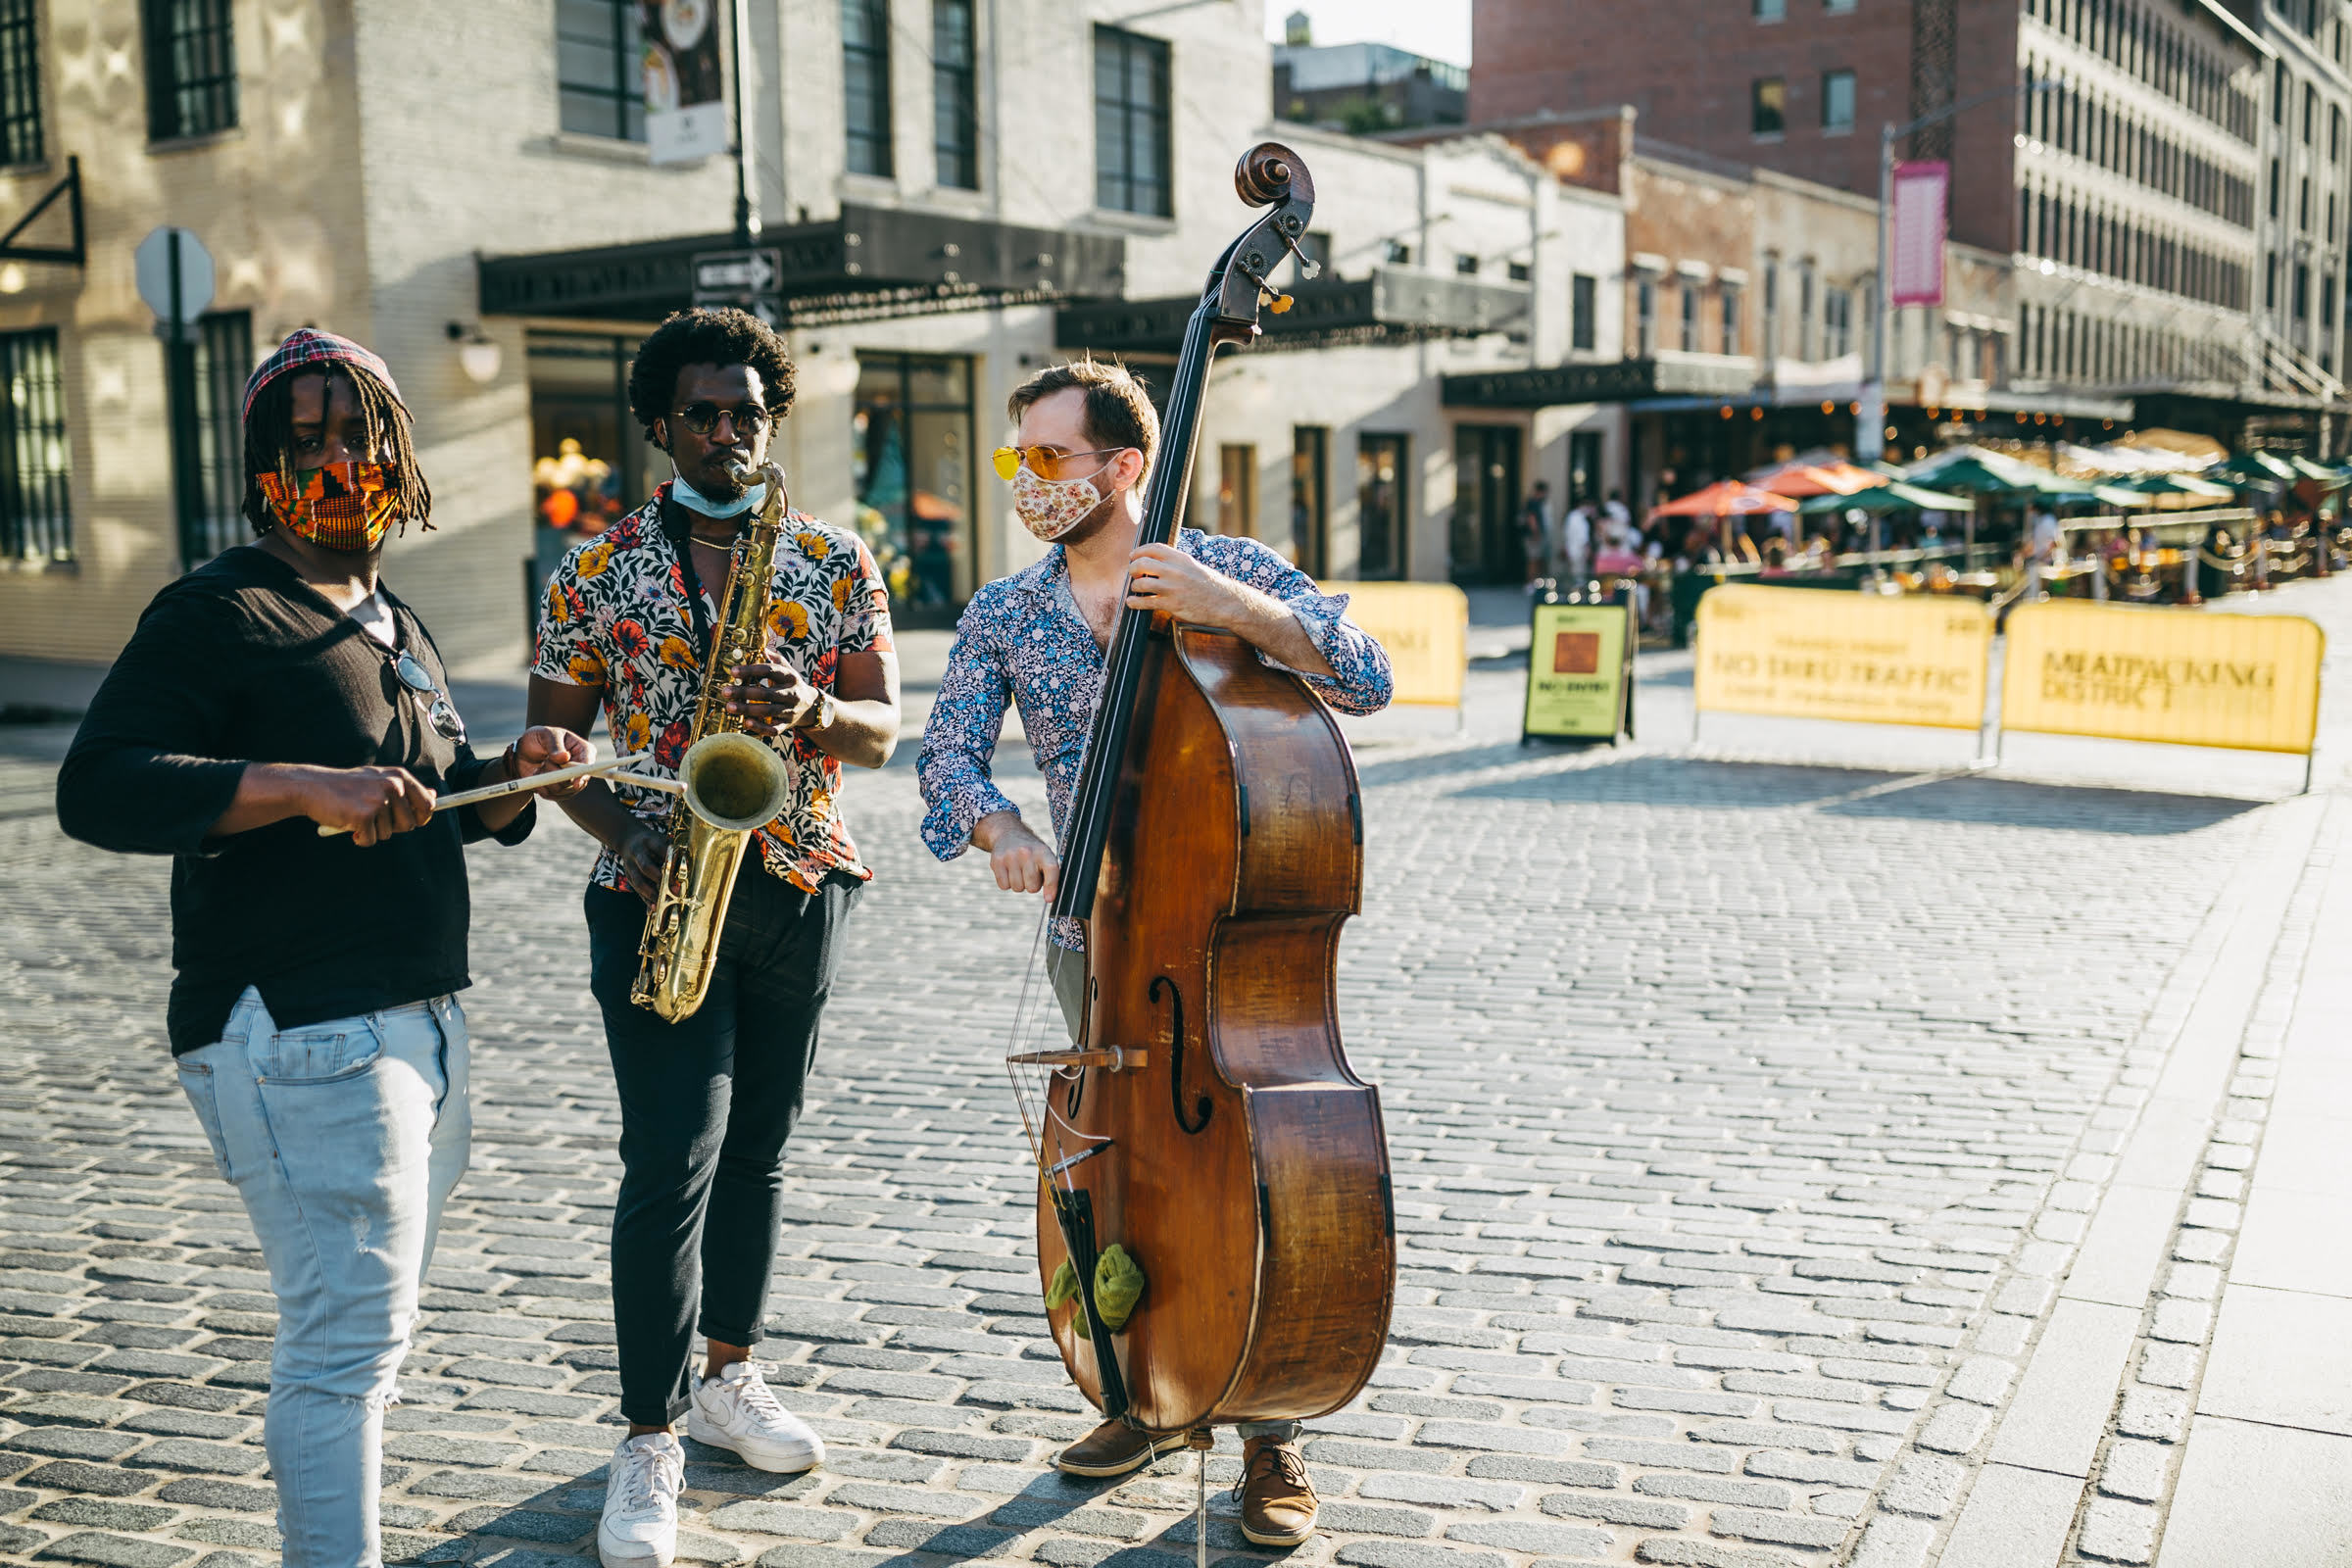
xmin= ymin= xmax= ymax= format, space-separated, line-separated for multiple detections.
xmin=1005 ymin=142 xmax=1396 ymax=1450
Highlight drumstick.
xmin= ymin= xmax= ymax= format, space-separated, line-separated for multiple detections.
xmin=315 ymin=751 xmax=681 ymax=836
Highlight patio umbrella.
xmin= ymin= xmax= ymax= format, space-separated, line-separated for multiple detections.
xmin=1797 ymin=481 xmax=1976 ymax=514
xmin=1750 ymin=461 xmax=1885 ymax=499
xmin=2205 ymin=453 xmax=2295 ymax=492
xmin=2118 ymin=472 xmax=2237 ymax=501
xmin=1648 ymin=479 xmax=1801 ymax=518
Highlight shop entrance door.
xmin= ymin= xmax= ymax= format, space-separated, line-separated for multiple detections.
xmin=1449 ymin=424 xmax=1523 ymax=584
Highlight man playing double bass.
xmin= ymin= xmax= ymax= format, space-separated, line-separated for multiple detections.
xmin=915 ymin=359 xmax=1394 ymax=1544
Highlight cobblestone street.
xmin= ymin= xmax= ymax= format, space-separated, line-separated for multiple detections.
xmin=3 ymin=580 xmax=2351 ymax=1568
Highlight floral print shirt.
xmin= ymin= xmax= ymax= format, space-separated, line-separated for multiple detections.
xmin=532 ymin=486 xmax=894 ymax=895
xmin=915 ymin=529 xmax=1393 ymax=945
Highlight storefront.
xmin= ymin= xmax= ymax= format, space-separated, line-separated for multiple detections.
xmin=851 ymin=353 xmax=975 ymax=623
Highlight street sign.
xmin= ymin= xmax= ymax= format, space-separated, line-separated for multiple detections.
xmin=134 ymin=226 xmax=214 ymax=329
xmin=693 ymin=247 xmax=781 ymax=299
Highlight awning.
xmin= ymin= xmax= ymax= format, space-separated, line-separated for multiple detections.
xmin=1060 ymin=268 xmax=1529 ymax=356
xmin=1443 ymin=355 xmax=1755 ymax=409
xmin=478 ymin=205 xmax=1125 ymax=325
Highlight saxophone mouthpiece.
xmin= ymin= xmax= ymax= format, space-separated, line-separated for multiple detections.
xmin=722 ymin=458 xmax=759 ymax=487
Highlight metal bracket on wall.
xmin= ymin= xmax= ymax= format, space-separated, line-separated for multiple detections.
xmin=0 ymin=156 xmax=83 ymax=268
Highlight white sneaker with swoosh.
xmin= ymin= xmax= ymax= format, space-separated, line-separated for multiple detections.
xmin=686 ymin=1361 xmax=824 ymax=1474
xmin=598 ymin=1431 xmax=682 ymax=1568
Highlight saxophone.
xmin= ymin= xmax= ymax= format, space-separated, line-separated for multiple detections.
xmin=631 ymin=461 xmax=796 ymax=1021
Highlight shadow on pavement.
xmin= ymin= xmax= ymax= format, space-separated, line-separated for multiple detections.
xmin=1444 ymin=755 xmax=1901 ymax=808
xmin=1446 ymin=751 xmax=2267 ymax=835
xmin=1820 ymin=773 xmax=2265 ymax=835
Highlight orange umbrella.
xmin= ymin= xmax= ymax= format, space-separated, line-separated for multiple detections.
xmin=1648 ymin=479 xmax=1801 ymax=518
xmin=1756 ymin=461 xmax=1884 ymax=498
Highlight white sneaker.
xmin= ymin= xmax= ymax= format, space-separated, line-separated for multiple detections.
xmin=685 ymin=1361 xmax=824 ymax=1473
xmin=598 ymin=1432 xmax=683 ymax=1568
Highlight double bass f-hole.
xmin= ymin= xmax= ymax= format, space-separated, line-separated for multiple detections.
xmin=1152 ymin=975 xmax=1211 ymax=1134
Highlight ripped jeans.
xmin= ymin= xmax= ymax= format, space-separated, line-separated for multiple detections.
xmin=175 ymin=986 xmax=469 ymax=1568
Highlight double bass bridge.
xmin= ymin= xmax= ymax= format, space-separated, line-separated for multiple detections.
xmin=1007 ymin=1045 xmax=1151 ymax=1071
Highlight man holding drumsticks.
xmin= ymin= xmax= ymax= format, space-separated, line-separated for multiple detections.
xmin=56 ymin=329 xmax=591 ymax=1568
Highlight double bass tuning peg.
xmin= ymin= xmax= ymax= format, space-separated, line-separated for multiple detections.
xmin=1258 ymin=287 xmax=1294 ymax=315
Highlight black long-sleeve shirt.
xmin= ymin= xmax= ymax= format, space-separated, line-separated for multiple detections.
xmin=57 ymin=545 xmax=532 ymax=1054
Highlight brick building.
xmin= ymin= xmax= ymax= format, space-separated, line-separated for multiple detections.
xmin=0 ymin=0 xmax=1635 ymax=685
xmin=1468 ymin=0 xmax=2346 ymax=454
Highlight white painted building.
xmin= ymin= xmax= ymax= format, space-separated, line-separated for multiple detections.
xmin=0 ymin=0 xmax=1626 ymax=679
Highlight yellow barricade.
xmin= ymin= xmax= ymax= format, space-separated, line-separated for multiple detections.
xmin=1695 ymin=584 xmax=1992 ymax=730
xmin=2001 ymin=602 xmax=2324 ymax=756
xmin=1323 ymin=581 xmax=1468 ymax=708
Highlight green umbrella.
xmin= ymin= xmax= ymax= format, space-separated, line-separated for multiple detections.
xmin=2117 ymin=472 xmax=2237 ymax=500
xmin=2209 ymin=452 xmax=2297 ymax=482
xmin=1798 ymin=481 xmax=1977 ymax=514
xmin=2289 ymin=455 xmax=2350 ymax=485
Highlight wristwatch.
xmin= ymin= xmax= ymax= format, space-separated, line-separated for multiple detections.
xmin=797 ymin=690 xmax=838 ymax=732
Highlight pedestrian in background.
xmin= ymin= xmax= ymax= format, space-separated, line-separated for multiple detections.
xmin=55 ymin=330 xmax=593 ymax=1568
xmin=1520 ymin=478 xmax=1553 ymax=586
xmin=1563 ymin=496 xmax=1594 ymax=587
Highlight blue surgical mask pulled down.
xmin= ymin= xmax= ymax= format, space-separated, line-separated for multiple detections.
xmin=669 ymin=468 xmax=766 ymax=518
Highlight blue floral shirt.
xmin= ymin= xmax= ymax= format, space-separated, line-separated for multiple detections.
xmin=916 ymin=529 xmax=1394 ymax=943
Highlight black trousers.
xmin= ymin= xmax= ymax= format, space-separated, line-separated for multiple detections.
xmin=585 ymin=868 xmax=859 ymax=1426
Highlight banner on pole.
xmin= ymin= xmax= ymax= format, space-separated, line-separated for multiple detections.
xmin=1525 ymin=600 xmax=1634 ymax=740
xmin=1695 ymin=584 xmax=1990 ymax=730
xmin=2000 ymin=603 xmax=2324 ymax=756
xmin=1889 ymin=161 xmax=1948 ymax=309
xmin=642 ymin=0 xmax=730 ymax=166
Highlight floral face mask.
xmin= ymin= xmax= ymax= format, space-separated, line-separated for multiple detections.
xmin=1011 ymin=462 xmax=1107 ymax=542
xmin=257 ymin=462 xmax=400 ymax=553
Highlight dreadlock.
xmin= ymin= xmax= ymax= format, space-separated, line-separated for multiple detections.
xmin=626 ymin=306 xmax=797 ymax=445
xmin=241 ymin=365 xmax=432 ymax=536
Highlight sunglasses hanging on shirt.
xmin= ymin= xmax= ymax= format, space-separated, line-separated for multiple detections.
xmin=387 ymin=650 xmax=466 ymax=743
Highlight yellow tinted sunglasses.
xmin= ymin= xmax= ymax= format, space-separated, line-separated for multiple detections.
xmin=991 ymin=445 xmax=1127 ymax=482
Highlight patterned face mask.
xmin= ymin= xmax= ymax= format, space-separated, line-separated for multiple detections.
xmin=258 ymin=462 xmax=400 ymax=553
xmin=1011 ymin=463 xmax=1106 ymax=542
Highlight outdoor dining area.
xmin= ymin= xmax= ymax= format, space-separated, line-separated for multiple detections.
xmin=1631 ymin=430 xmax=2352 ymax=644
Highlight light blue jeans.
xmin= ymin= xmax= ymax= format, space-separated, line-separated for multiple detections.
xmin=175 ymin=986 xmax=469 ymax=1568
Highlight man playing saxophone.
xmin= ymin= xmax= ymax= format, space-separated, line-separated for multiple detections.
xmin=526 ymin=307 xmax=900 ymax=1568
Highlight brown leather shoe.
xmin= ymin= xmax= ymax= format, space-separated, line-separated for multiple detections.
xmin=1054 ymin=1418 xmax=1187 ymax=1477
xmin=1238 ymin=1436 xmax=1318 ymax=1546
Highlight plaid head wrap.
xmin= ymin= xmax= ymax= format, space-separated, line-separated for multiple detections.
xmin=241 ymin=328 xmax=404 ymax=422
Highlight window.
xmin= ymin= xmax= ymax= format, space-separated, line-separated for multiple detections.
xmin=933 ymin=0 xmax=976 ymax=188
xmin=1824 ymin=289 xmax=1851 ymax=358
xmin=1296 ymin=230 xmax=1332 ymax=283
xmin=1636 ymin=275 xmax=1656 ymax=355
xmin=845 ymin=0 xmax=892 ymax=177
xmin=0 ymin=0 xmax=42 ymax=168
xmin=556 ymin=0 xmax=642 ymax=141
xmin=1754 ymin=0 xmax=1786 ymax=18
xmin=1096 ymin=25 xmax=1171 ymax=216
xmin=1825 ymin=0 xmax=1856 ymax=12
xmin=1217 ymin=444 xmax=1257 ymax=537
xmin=1721 ymin=287 xmax=1741 ymax=354
xmin=0 ymin=327 xmax=69 ymax=563
xmin=1291 ymin=426 xmax=1328 ymax=576
xmin=1455 ymin=253 xmax=1480 ymax=275
xmin=144 ymin=0 xmax=236 ymax=141
xmin=853 ymin=354 xmax=974 ymax=615
xmin=183 ymin=311 xmax=250 ymax=566
xmin=1385 ymin=239 xmax=1412 ymax=265
xmin=1752 ymin=77 xmax=1786 ymax=137
xmin=1571 ymin=273 xmax=1597 ymax=351
xmin=1822 ymin=70 xmax=1855 ymax=132
xmin=1680 ymin=284 xmax=1700 ymax=351
xmin=1355 ymin=433 xmax=1408 ymax=580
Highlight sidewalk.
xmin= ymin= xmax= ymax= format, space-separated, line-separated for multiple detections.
xmin=1838 ymin=792 xmax=2352 ymax=1566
